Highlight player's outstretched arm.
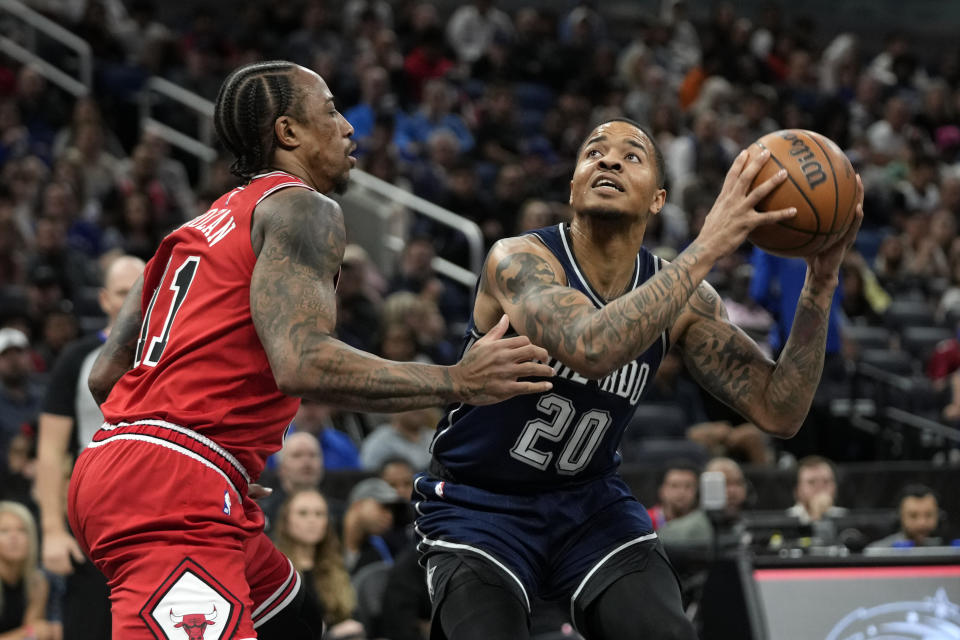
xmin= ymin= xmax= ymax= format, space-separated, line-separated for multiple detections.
xmin=250 ymin=188 xmax=553 ymax=411
xmin=88 ymin=274 xmax=144 ymax=405
xmin=676 ymin=178 xmax=864 ymax=438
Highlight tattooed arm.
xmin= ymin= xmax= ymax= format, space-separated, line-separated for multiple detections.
xmin=673 ymin=278 xmax=831 ymax=438
xmin=88 ymin=275 xmax=144 ymax=404
xmin=675 ymin=180 xmax=865 ymax=438
xmin=485 ymin=235 xmax=718 ymax=379
xmin=250 ymin=188 xmax=552 ymax=411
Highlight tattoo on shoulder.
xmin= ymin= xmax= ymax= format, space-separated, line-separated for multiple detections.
xmin=260 ymin=190 xmax=345 ymax=276
xmin=494 ymin=252 xmax=560 ymax=304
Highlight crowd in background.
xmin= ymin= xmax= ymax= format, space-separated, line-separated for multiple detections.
xmin=0 ymin=0 xmax=959 ymax=637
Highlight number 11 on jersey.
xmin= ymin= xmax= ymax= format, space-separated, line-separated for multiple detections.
xmin=134 ymin=256 xmax=201 ymax=368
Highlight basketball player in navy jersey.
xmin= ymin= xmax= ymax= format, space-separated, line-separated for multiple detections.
xmin=415 ymin=117 xmax=864 ymax=640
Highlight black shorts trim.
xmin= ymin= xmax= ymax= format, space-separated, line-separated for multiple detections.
xmin=569 ymin=533 xmax=668 ymax=631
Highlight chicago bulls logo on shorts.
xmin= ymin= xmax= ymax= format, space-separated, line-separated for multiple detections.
xmin=140 ymin=558 xmax=243 ymax=640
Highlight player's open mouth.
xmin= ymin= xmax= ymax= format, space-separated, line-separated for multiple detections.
xmin=592 ymin=175 xmax=624 ymax=192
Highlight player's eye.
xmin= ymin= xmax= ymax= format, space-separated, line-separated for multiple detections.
xmin=626 ymin=152 xmax=640 ymax=162
xmin=587 ymin=149 xmax=602 ymax=158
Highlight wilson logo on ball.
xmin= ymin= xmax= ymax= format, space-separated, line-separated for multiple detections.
xmin=780 ymin=131 xmax=828 ymax=189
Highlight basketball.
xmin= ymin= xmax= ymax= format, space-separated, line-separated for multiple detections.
xmin=747 ymin=129 xmax=858 ymax=258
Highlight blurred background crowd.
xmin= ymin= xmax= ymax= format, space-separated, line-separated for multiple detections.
xmin=0 ymin=0 xmax=959 ymax=638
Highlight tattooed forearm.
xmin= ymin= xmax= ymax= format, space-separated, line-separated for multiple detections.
xmin=89 ymin=275 xmax=144 ymax=404
xmin=250 ymin=190 xmax=457 ymax=411
xmin=764 ymin=292 xmax=829 ymax=424
xmin=681 ymin=281 xmax=831 ymax=437
xmin=493 ymin=241 xmax=715 ymax=378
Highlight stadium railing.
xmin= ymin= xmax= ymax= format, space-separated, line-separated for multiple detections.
xmin=0 ymin=0 xmax=484 ymax=290
xmin=0 ymin=0 xmax=91 ymax=96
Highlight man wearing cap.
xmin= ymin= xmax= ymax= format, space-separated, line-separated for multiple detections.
xmin=0 ymin=327 xmax=41 ymax=453
xmin=342 ymin=478 xmax=405 ymax=574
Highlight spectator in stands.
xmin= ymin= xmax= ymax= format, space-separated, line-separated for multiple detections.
xmin=396 ymin=78 xmax=473 ymax=162
xmin=345 ymin=66 xmax=396 ymax=150
xmin=647 ymin=460 xmax=701 ymax=531
xmin=482 ymin=162 xmax=531 ymax=246
xmin=704 ymin=456 xmax=749 ymax=521
xmin=445 ymin=0 xmax=514 ymax=67
xmin=69 ymin=121 xmax=121 ymax=210
xmin=336 ymin=244 xmax=384 ymax=353
xmin=52 ymin=97 xmax=124 ymax=160
xmin=34 ymin=305 xmax=78 ymax=369
xmin=273 ymin=488 xmax=361 ymax=637
xmin=285 ymin=1 xmax=343 ymax=70
xmin=407 ymin=128 xmax=460 ymax=203
xmin=653 ymin=461 xmax=712 ymax=546
xmin=840 ymin=250 xmax=891 ymax=326
xmin=376 ymin=318 xmax=427 ymax=364
xmin=288 ymin=400 xmax=363 ymax=472
xmin=387 ymin=238 xmax=468 ymax=324
xmin=0 ymin=500 xmax=57 ymax=639
xmin=133 ymin=131 xmax=195 ymax=218
xmin=473 ymin=83 xmax=522 ymax=166
xmin=515 ymin=199 xmax=555 ymax=234
xmin=0 ymin=329 xmax=42 ymax=456
xmin=892 ymin=155 xmax=941 ymax=216
xmin=402 ymin=26 xmax=453 ymax=104
xmin=866 ymin=95 xmax=920 ymax=166
xmin=0 ymin=429 xmax=37 ymax=511
xmin=259 ymin=432 xmax=325 ymax=533
xmin=27 ymin=216 xmax=99 ymax=305
xmin=939 ymin=371 xmax=960 ymax=423
xmin=786 ymin=455 xmax=848 ymax=525
xmin=867 ymin=484 xmax=942 ymax=548
xmin=900 ymin=211 xmax=949 ymax=280
xmin=101 ymin=191 xmax=164 ymax=262
xmin=360 ymin=407 xmax=439 ymax=472
xmin=342 ymin=478 xmax=403 ymax=574
xmin=111 ymin=143 xmax=181 ymax=227
xmin=379 ymin=458 xmax=415 ymax=502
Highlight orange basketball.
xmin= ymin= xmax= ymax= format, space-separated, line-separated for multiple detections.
xmin=747 ymin=129 xmax=857 ymax=258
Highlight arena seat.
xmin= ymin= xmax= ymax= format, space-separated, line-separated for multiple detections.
xmin=624 ymin=403 xmax=690 ymax=439
xmin=900 ymin=326 xmax=954 ymax=363
xmin=883 ymin=300 xmax=936 ymax=331
xmin=843 ymin=324 xmax=892 ymax=351
xmin=856 ymin=348 xmax=915 ymax=376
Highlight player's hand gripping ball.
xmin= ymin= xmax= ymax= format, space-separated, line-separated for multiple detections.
xmin=747 ymin=129 xmax=858 ymax=257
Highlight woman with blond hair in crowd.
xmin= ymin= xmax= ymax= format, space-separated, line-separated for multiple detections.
xmin=0 ymin=501 xmax=58 ymax=640
xmin=273 ymin=489 xmax=364 ymax=639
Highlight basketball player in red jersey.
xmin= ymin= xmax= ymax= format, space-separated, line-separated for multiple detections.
xmin=66 ymin=61 xmax=555 ymax=640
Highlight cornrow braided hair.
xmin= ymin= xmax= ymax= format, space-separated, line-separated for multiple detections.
xmin=214 ymin=60 xmax=306 ymax=180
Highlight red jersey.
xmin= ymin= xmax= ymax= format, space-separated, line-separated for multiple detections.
xmin=101 ymin=171 xmax=314 ymax=480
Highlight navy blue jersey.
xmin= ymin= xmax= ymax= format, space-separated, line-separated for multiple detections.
xmin=430 ymin=223 xmax=668 ymax=492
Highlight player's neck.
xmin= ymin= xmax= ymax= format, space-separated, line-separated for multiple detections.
xmin=268 ymin=157 xmax=329 ymax=193
xmin=569 ymin=216 xmax=646 ymax=300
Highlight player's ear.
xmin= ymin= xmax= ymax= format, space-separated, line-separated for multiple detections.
xmin=569 ymin=180 xmax=574 ymax=206
xmin=274 ymin=115 xmax=299 ymax=150
xmin=648 ymin=188 xmax=667 ymax=216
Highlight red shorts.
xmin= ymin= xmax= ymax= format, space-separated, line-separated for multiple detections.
xmin=68 ymin=421 xmax=300 ymax=640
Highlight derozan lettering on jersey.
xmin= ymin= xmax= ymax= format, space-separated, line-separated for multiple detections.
xmin=100 ymin=171 xmax=315 ymax=480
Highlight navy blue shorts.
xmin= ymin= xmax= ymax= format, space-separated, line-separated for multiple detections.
xmin=414 ymin=472 xmax=656 ymax=608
